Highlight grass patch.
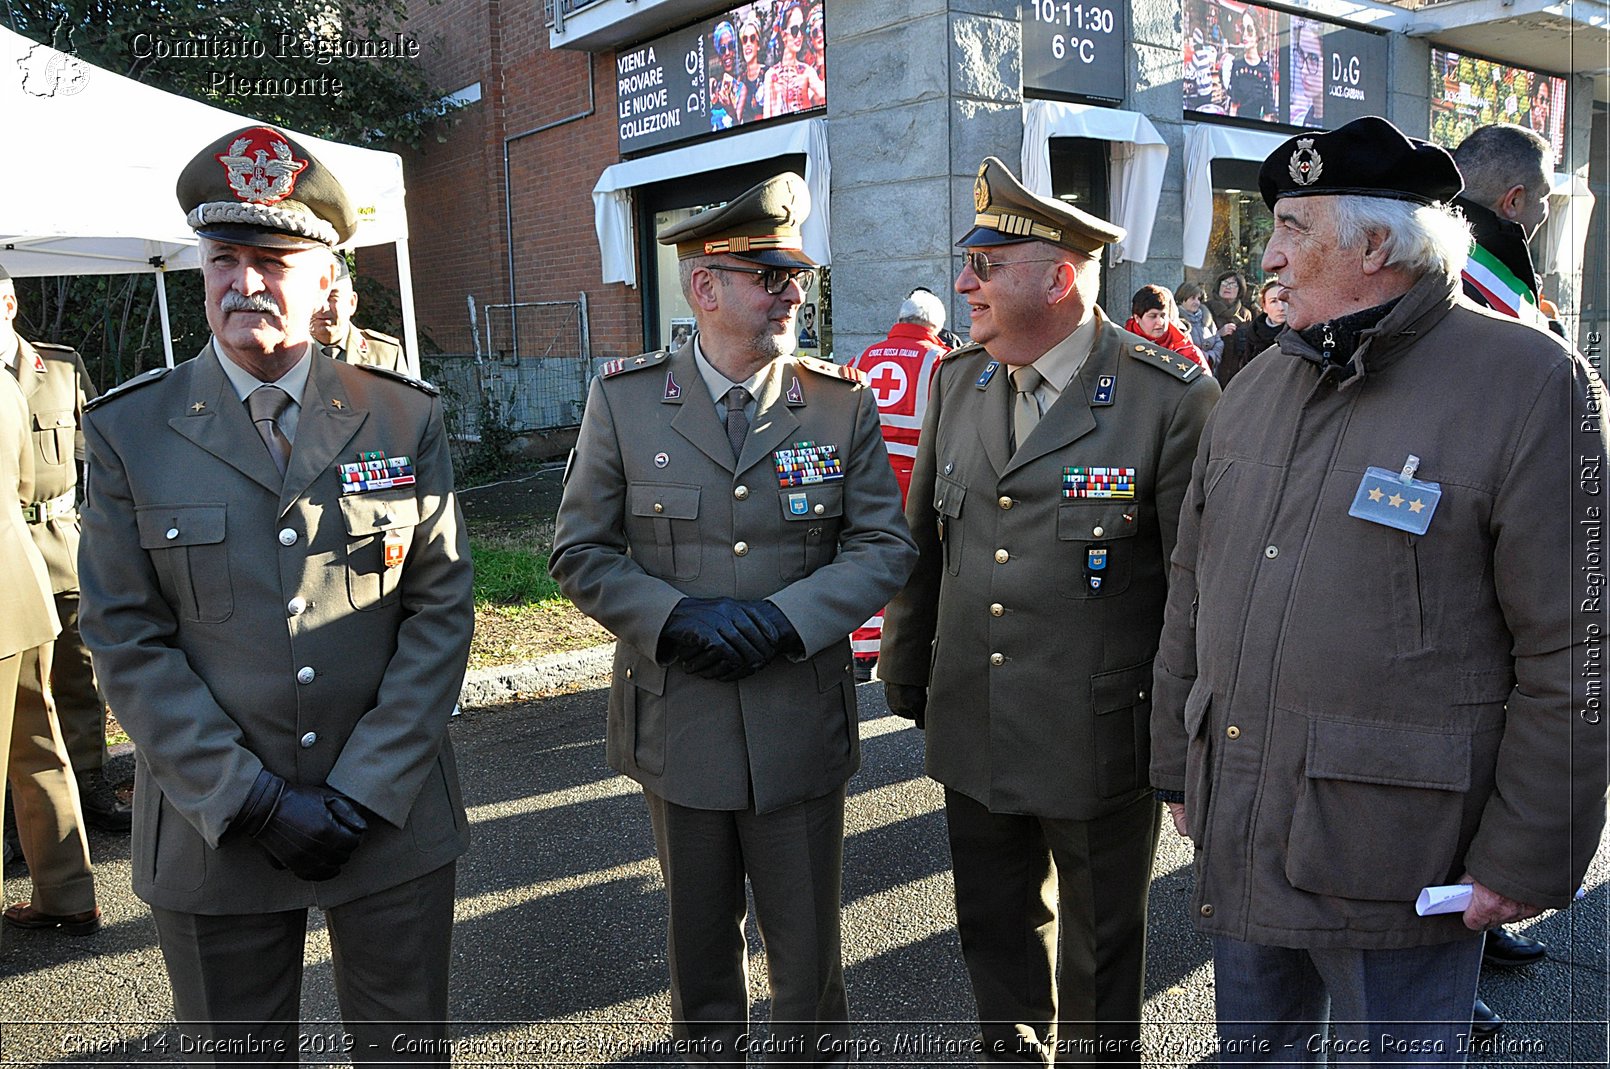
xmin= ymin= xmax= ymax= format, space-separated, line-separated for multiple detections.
xmin=471 ymin=539 xmax=563 ymax=607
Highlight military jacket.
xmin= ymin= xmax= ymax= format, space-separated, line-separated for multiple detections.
xmin=881 ymin=310 xmax=1219 ymax=820
xmin=9 ymin=339 xmax=90 ymax=591
xmin=0 ymin=371 xmax=59 ymax=658
xmin=550 ymin=343 xmax=917 ymax=814
xmin=78 ymin=343 xmax=474 ymax=913
xmin=327 ymin=323 xmax=404 ymax=373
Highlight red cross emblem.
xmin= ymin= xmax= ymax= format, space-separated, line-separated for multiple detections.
xmin=865 ymin=360 xmax=909 ymax=408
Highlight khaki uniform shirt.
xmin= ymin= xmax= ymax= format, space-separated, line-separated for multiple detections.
xmin=5 ymin=339 xmax=90 ymax=591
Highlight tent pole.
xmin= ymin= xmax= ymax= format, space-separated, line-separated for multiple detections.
xmin=394 ymin=239 xmax=421 ymax=377
xmin=155 ymin=267 xmax=176 ymax=368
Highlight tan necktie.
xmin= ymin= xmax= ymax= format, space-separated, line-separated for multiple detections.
xmin=725 ymin=385 xmax=751 ymax=460
xmin=1010 ymin=365 xmax=1044 ymax=451
xmin=247 ymin=385 xmax=293 ymax=478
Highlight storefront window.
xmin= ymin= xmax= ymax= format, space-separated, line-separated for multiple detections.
xmin=1048 ymin=136 xmax=1112 ymax=308
xmin=1188 ymin=159 xmax=1272 ymax=292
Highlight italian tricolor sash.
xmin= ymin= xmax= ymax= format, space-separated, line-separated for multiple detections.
xmin=1464 ymin=242 xmax=1550 ymax=330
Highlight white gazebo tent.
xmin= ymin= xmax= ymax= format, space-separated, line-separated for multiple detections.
xmin=0 ymin=26 xmax=419 ymax=374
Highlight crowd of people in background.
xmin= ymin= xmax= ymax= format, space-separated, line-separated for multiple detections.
xmin=710 ymin=0 xmax=825 ymax=131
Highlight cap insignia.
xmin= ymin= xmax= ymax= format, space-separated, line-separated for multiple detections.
xmin=974 ymin=172 xmax=990 ymax=213
xmin=1289 ymin=138 xmax=1322 ymax=187
xmin=216 ymin=126 xmax=307 ymax=206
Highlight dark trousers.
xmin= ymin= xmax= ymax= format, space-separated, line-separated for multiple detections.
xmin=50 ymin=590 xmax=106 ymax=774
xmin=151 ymin=862 xmax=457 ymax=1067
xmin=945 ymin=788 xmax=1161 ymax=1066
xmin=645 ymin=786 xmax=852 ymax=1067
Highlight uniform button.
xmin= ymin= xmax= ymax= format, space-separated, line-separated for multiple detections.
xmin=165 ymin=527 xmax=179 ymax=540
xmin=1093 ymin=525 xmax=1105 ymax=537
xmin=287 ymin=597 xmax=307 ymax=616
xmin=1138 ymin=690 xmax=1147 ymax=701
xmin=990 ymin=653 xmax=1004 ymax=666
xmin=990 ymin=603 xmax=1004 ymax=617
xmin=994 ymin=549 xmax=1009 ymax=564
xmin=299 ymin=731 xmax=317 ymax=749
xmin=296 ymin=666 xmax=316 ymax=685
xmin=1265 ymin=545 xmax=1279 ymax=559
xmin=625 ymin=667 xmax=633 ymax=680
xmin=734 ymin=485 xmax=749 ymax=500
xmin=1199 ymin=903 xmax=1214 ymax=918
xmin=943 ymin=462 xmax=954 ymax=475
xmin=278 ymin=528 xmax=298 ymax=546
xmin=998 ymin=496 xmax=1013 ymax=510
xmin=734 ymin=541 xmax=749 ymax=556
xmin=1226 ymin=725 xmax=1241 ymax=739
xmin=813 ymin=503 xmax=825 ymax=515
xmin=654 ymin=502 xmax=664 ymax=513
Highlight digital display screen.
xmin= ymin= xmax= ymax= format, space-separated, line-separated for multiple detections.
xmin=617 ymin=1 xmax=827 ymax=155
xmin=1430 ymin=49 xmax=1566 ymax=166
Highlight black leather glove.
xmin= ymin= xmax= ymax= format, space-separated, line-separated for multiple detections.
xmin=235 ymin=769 xmax=368 ymax=881
xmin=884 ymin=683 xmax=928 ymax=729
xmin=659 ymin=597 xmax=774 ymax=680
xmin=747 ymin=600 xmax=803 ymax=661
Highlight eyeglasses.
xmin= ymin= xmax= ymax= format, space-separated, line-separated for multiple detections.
xmin=707 ymin=264 xmax=816 ymax=295
xmin=1296 ymin=49 xmax=1320 ymax=72
xmin=740 ymin=31 xmax=759 ymax=43
xmin=714 ymin=36 xmax=735 ymax=53
xmin=785 ymin=23 xmax=804 ymax=38
xmin=965 ymin=251 xmax=1061 ymax=282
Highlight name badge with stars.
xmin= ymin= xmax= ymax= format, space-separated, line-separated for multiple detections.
xmin=775 ymin=442 xmax=843 ymax=487
xmin=339 ymin=451 xmax=416 ymax=495
xmin=1348 ymin=455 xmax=1441 ymax=536
xmin=1063 ymin=466 xmax=1135 ymax=500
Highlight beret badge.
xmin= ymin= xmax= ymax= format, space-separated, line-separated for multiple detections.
xmin=1288 ymin=138 xmax=1323 ymax=188
xmin=217 ymin=127 xmax=307 ymax=206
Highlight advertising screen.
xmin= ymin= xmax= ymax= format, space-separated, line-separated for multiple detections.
xmin=1021 ymin=1 xmax=1129 ymax=102
xmin=1182 ymin=0 xmax=1386 ymax=129
xmin=617 ymin=1 xmax=826 ymax=155
xmin=1430 ymin=49 xmax=1566 ymax=166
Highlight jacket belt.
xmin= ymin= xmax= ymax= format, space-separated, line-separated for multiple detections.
xmin=22 ymin=489 xmax=77 ymax=524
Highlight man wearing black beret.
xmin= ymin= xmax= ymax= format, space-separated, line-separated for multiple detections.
xmin=1150 ymin=115 xmax=1606 ymax=1059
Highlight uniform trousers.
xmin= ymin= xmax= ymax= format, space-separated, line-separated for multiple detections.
xmin=945 ymin=788 xmax=1161 ymax=1066
xmin=50 ymin=590 xmax=108 ymax=775
xmin=7 ymin=638 xmax=95 ymax=915
xmin=0 ymin=651 xmax=21 ymax=935
xmin=1211 ymin=932 xmax=1485 ymax=1067
xmin=645 ymin=786 xmax=852 ymax=1067
xmin=150 ymin=861 xmax=457 ymax=1067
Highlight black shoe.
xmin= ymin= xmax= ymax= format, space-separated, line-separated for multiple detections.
xmin=1484 ymin=926 xmax=1547 ymax=968
xmin=853 ymin=658 xmax=876 ymax=684
xmin=76 ymin=769 xmax=133 ymax=833
xmin=1471 ymin=997 xmax=1504 ymax=1038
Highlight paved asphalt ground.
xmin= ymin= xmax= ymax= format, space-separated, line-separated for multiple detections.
xmin=1 ymin=674 xmax=1605 ymax=1067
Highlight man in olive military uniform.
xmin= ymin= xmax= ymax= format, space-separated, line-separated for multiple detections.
xmin=551 ymin=173 xmax=916 ymax=1066
xmin=0 ymin=265 xmax=103 ymax=936
xmin=78 ymin=126 xmax=473 ymax=1063
xmin=880 ymin=157 xmax=1219 ymax=1065
xmin=0 ymin=369 xmax=64 ymax=946
xmin=310 ymin=256 xmax=405 ymax=372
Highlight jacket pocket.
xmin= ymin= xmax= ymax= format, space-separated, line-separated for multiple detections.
xmin=410 ymin=744 xmax=467 ymax=851
xmin=1182 ymin=684 xmax=1214 ymax=842
xmin=813 ymin=643 xmax=857 ymax=764
xmin=1391 ymin=535 xmax=1425 ymax=654
xmin=136 ymin=503 xmax=232 ymax=623
xmin=934 ymin=474 xmax=965 ymax=576
xmin=1090 ymin=659 xmax=1153 ymax=798
xmin=778 ymin=483 xmax=843 ymax=579
xmin=1285 ymin=716 xmax=1470 ymax=901
xmin=31 ymin=408 xmax=74 ymax=467
xmin=621 ymin=649 xmax=669 ymax=776
xmin=628 ymin=483 xmax=701 ymax=581
xmin=340 ymin=490 xmax=420 ymax=610
xmin=1056 ymin=502 xmax=1138 ymax=598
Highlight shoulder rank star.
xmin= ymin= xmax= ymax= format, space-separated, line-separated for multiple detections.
xmin=190 ymin=401 xmax=207 ymax=413
xmin=331 ymin=398 xmax=345 ymax=409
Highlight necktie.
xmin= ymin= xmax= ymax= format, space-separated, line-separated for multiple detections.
xmin=324 ymin=345 xmax=341 ymax=361
xmin=247 ymin=385 xmax=293 ymax=477
xmin=1010 ymin=365 xmax=1044 ymax=451
xmin=725 ymin=386 xmax=751 ymax=460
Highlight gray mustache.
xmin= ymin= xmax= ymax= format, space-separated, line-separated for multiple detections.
xmin=220 ymin=292 xmax=283 ymax=315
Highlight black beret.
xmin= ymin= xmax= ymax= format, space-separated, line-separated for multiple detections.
xmin=177 ymin=126 xmax=357 ymax=249
xmin=657 ymin=173 xmax=815 ymax=268
xmin=1259 ymin=116 xmax=1462 ymax=210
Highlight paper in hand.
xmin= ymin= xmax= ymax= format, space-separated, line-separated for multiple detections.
xmin=1416 ymin=884 xmax=1474 ymax=917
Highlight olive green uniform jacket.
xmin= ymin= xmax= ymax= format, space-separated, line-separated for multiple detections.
xmin=1150 ymin=272 xmax=1609 ymax=948
xmin=327 ymin=324 xmax=404 ymax=373
xmin=10 ymin=339 xmax=90 ymax=591
xmin=880 ymin=311 xmax=1220 ymax=819
xmin=550 ymin=344 xmax=917 ymax=814
xmin=78 ymin=344 xmax=474 ymax=914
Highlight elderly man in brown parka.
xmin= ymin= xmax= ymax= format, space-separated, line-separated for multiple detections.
xmin=1151 ymin=116 xmax=1607 ymax=1062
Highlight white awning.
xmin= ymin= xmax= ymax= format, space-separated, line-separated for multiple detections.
xmin=1536 ymin=171 xmax=1595 ymax=283
xmin=1182 ymin=123 xmax=1290 ymax=269
xmin=1021 ymin=100 xmax=1167 ymax=265
xmin=592 ymin=118 xmax=831 ymax=287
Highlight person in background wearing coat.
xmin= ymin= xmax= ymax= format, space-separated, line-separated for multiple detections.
xmin=0 ymin=370 xmax=63 ymax=948
xmin=550 ymin=173 xmax=916 ymax=1066
xmin=1173 ymin=281 xmax=1223 ymax=373
xmin=78 ymin=126 xmax=474 ymax=1063
xmin=1151 ymin=116 xmax=1606 ymax=1064
xmin=1453 ymin=123 xmax=1563 ymax=339
xmin=880 ymin=157 xmax=1219 ymax=1065
xmin=1215 ymin=278 xmax=1286 ymax=390
xmin=1125 ymin=284 xmax=1210 ymax=373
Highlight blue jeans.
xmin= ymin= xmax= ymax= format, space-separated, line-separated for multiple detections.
xmin=1211 ymin=932 xmax=1485 ymax=1066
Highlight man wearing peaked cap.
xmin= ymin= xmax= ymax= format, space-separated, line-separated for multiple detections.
xmin=77 ymin=124 xmax=473 ymax=1063
xmin=311 ymin=257 xmax=406 ymax=372
xmin=1152 ymin=115 xmax=1606 ymax=1060
xmin=881 ymin=156 xmax=1219 ymax=1064
xmin=552 ymin=172 xmax=916 ymax=1065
